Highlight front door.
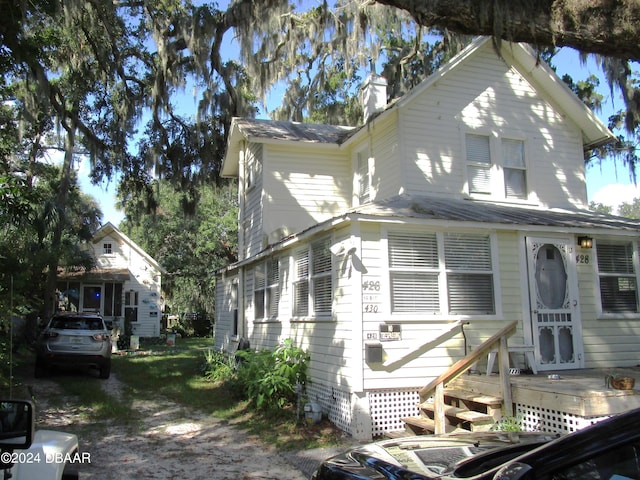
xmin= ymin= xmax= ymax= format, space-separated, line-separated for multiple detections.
xmin=81 ymin=285 xmax=102 ymax=313
xmin=526 ymin=237 xmax=583 ymax=371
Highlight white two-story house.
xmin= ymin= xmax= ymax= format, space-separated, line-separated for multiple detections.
xmin=56 ymin=222 xmax=164 ymax=338
xmin=214 ymin=37 xmax=640 ymax=439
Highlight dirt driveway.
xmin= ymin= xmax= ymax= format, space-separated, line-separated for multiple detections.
xmin=28 ymin=372 xmax=349 ymax=479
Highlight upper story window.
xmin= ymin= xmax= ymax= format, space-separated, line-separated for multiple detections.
xmin=254 ymin=257 xmax=280 ymax=321
xmin=103 ymin=243 xmax=112 ymax=254
xmin=355 ymin=151 xmax=371 ymax=205
xmin=596 ymin=241 xmax=639 ymax=314
xmin=388 ymin=231 xmax=496 ymax=315
xmin=293 ymin=236 xmax=332 ymax=319
xmin=466 ymin=133 xmax=527 ymax=200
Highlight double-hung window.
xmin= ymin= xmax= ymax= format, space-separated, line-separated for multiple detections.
xmin=466 ymin=133 xmax=527 ymax=200
xmin=293 ymin=237 xmax=332 ymax=318
xmin=356 ymin=151 xmax=371 ymax=205
xmin=597 ymin=241 xmax=639 ymax=313
xmin=388 ymin=231 xmax=495 ymax=315
xmin=254 ymin=257 xmax=280 ymax=321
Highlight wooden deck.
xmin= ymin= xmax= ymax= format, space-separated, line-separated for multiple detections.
xmin=451 ymin=366 xmax=640 ymax=418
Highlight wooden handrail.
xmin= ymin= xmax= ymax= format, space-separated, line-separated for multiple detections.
xmin=417 ymin=321 xmax=517 ymax=433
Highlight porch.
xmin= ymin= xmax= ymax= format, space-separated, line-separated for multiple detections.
xmin=451 ymin=366 xmax=640 ymax=433
xmin=394 ymin=366 xmax=640 ymax=438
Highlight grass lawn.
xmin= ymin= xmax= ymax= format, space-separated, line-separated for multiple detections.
xmin=37 ymin=337 xmax=346 ymax=451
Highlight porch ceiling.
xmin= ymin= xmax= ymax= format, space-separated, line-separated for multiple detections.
xmin=57 ymin=268 xmax=131 ymax=282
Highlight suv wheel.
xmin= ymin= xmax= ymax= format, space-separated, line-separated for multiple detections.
xmin=99 ymin=361 xmax=111 ymax=379
xmin=34 ymin=357 xmax=47 ymax=378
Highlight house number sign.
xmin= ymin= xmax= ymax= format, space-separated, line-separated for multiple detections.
xmin=362 ymin=279 xmax=382 ymax=313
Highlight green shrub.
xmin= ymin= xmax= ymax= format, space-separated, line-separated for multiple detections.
xmin=235 ymin=339 xmax=310 ymax=410
xmin=202 ymin=348 xmax=236 ymax=382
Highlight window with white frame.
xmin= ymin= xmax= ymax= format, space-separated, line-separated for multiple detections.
xmin=596 ymin=241 xmax=639 ymax=313
xmin=103 ymin=243 xmax=112 ymax=254
xmin=466 ymin=133 xmax=527 ymax=200
xmin=254 ymin=257 xmax=280 ymax=321
xmin=293 ymin=237 xmax=332 ymax=318
xmin=388 ymin=231 xmax=495 ymax=315
xmin=356 ymin=151 xmax=371 ymax=205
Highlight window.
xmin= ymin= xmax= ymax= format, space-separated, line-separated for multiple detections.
xmin=466 ymin=134 xmax=492 ymax=195
xmin=254 ymin=257 xmax=280 ymax=321
xmin=356 ymin=151 xmax=371 ymax=205
xmin=293 ymin=237 xmax=332 ymax=318
xmin=465 ymin=133 xmax=527 ymax=200
xmin=597 ymin=242 xmax=639 ymax=313
xmin=103 ymin=243 xmax=112 ymax=254
xmin=502 ymin=138 xmax=527 ymax=199
xmin=388 ymin=231 xmax=495 ymax=315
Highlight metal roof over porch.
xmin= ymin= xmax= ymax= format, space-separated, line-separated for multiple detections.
xmin=57 ymin=268 xmax=131 ymax=282
xmin=350 ymin=194 xmax=640 ymax=233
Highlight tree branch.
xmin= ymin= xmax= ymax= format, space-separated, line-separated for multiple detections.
xmin=374 ymin=0 xmax=640 ymax=61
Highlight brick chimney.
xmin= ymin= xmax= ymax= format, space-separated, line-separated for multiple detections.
xmin=361 ymin=74 xmax=388 ymax=123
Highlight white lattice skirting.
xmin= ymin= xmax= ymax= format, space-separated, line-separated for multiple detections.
xmin=515 ymin=403 xmax=609 ymax=434
xmin=369 ymin=389 xmax=422 ymax=437
xmin=306 ymin=382 xmax=353 ymax=435
xmin=305 ymin=385 xmax=610 ymax=438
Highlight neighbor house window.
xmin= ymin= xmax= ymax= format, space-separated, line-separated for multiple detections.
xmin=465 ymin=133 xmax=527 ymax=200
xmin=293 ymin=236 xmax=332 ymax=318
xmin=388 ymin=231 xmax=495 ymax=315
xmin=103 ymin=243 xmax=112 ymax=254
xmin=597 ymin=242 xmax=639 ymax=313
xmin=254 ymin=257 xmax=280 ymax=321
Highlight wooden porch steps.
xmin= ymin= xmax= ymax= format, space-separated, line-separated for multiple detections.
xmin=402 ymin=386 xmax=504 ymax=435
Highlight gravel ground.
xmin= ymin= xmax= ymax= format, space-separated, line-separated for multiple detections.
xmin=26 ymin=371 xmax=355 ymax=480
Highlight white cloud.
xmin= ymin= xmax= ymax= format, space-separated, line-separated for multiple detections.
xmin=590 ymin=183 xmax=640 ymax=213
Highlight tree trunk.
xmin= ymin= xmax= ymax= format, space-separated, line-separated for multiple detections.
xmin=375 ymin=0 xmax=640 ymax=61
xmin=42 ymin=124 xmax=75 ymax=319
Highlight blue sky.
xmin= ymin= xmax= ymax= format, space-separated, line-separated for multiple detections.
xmin=78 ymin=44 xmax=640 ymax=225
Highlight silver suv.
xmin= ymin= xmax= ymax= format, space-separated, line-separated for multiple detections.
xmin=35 ymin=312 xmax=112 ymax=379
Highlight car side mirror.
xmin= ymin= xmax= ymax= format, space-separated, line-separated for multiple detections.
xmin=493 ymin=462 xmax=533 ymax=480
xmin=0 ymin=400 xmax=35 ymax=451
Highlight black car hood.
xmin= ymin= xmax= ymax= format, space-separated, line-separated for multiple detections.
xmin=314 ymin=432 xmax=557 ymax=479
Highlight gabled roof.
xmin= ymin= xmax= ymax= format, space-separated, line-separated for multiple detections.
xmin=93 ymin=222 xmax=166 ymax=273
xmin=222 ymin=118 xmax=355 ymax=177
xmin=221 ymin=36 xmax=614 ymax=178
xmin=387 ymin=37 xmax=612 ymax=149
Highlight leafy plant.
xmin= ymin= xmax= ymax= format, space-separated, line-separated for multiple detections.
xmin=235 ymin=339 xmax=310 ymax=410
xmin=492 ymin=415 xmax=524 ymax=432
xmin=202 ymin=349 xmax=236 ymax=382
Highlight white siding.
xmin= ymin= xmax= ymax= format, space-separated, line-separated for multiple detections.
xmin=91 ymin=231 xmax=163 ymax=338
xmin=350 ymin=113 xmax=402 ymax=202
xmin=399 ymin=42 xmax=587 ymax=208
xmin=262 ymin=145 xmax=350 ymax=239
xmin=214 ymin=273 xmax=239 ymax=352
xmin=242 ymin=143 xmax=264 ymax=259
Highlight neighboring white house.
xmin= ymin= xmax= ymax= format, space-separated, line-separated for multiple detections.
xmin=214 ymin=37 xmax=640 ymax=440
xmin=56 ymin=222 xmax=165 ymax=338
